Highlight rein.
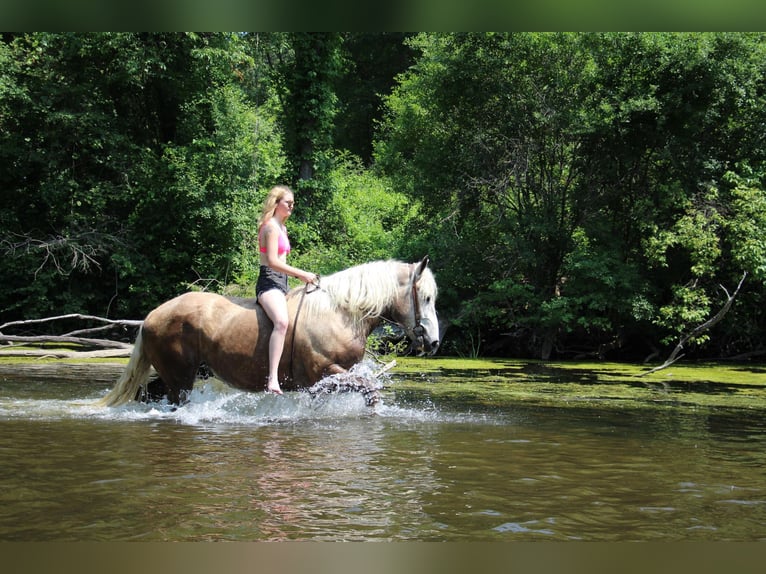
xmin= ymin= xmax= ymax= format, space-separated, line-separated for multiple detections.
xmin=289 ymin=279 xmax=321 ymax=381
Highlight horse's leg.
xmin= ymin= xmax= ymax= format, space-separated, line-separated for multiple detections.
xmin=324 ymin=363 xmax=348 ymax=376
xmin=142 ymin=331 xmax=200 ymax=406
xmin=140 ymin=376 xmax=167 ymax=403
xmin=153 ymin=364 xmax=199 ymax=405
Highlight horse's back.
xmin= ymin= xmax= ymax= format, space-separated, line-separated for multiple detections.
xmin=145 ymin=291 xmax=250 ymax=328
xmin=142 ymin=292 xmax=262 ymax=361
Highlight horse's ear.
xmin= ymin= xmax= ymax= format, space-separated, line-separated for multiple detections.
xmin=414 ymin=255 xmax=430 ymax=282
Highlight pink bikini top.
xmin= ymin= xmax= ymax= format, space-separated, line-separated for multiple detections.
xmin=259 ymin=222 xmax=291 ymax=255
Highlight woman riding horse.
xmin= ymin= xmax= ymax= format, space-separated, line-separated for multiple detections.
xmin=99 ymin=257 xmax=439 ymax=407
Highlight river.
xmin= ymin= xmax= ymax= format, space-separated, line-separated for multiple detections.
xmin=1 ymin=359 xmax=766 ymax=541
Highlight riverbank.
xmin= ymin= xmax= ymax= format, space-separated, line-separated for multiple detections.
xmin=388 ymin=356 xmax=766 ymax=412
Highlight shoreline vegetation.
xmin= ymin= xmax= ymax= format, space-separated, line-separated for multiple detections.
xmin=388 ymin=356 xmax=766 ymax=412
xmin=4 ymin=33 xmax=766 ymax=364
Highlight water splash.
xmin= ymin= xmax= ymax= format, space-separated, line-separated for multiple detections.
xmin=0 ymin=360 xmax=507 ymax=427
xmin=0 ymin=362 xmax=384 ymax=423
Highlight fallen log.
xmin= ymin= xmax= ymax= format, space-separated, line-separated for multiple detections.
xmin=0 ymin=335 xmax=132 ymax=349
xmin=0 ymin=313 xmax=140 ymax=351
xmin=0 ymin=313 xmax=141 ymax=333
xmin=0 ymin=347 xmax=132 ymax=359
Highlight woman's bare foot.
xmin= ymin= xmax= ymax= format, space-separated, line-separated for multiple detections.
xmin=266 ymin=378 xmax=283 ymax=395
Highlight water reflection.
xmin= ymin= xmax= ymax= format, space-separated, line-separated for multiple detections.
xmin=1 ymin=373 xmax=766 ymax=540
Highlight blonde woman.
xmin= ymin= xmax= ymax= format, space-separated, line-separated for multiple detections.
xmin=256 ymin=185 xmax=318 ymax=394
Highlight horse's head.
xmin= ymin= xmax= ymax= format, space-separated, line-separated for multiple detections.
xmin=401 ymin=256 xmax=440 ymax=356
xmin=310 ymin=256 xmax=440 ymax=357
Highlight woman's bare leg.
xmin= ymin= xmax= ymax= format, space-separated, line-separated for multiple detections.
xmin=257 ymin=289 xmax=289 ymax=394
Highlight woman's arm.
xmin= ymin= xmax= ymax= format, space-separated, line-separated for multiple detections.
xmin=262 ymin=222 xmax=317 ymax=284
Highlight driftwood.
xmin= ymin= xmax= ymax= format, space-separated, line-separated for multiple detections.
xmin=307 ymin=360 xmax=397 ymax=406
xmin=0 ymin=313 xmax=142 ymax=333
xmin=0 ymin=335 xmax=132 ymax=349
xmin=0 ymin=347 xmax=132 ymax=359
xmin=0 ymin=313 xmax=141 ymax=356
xmin=639 ymin=272 xmax=747 ymax=377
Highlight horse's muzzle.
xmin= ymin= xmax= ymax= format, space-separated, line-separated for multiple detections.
xmin=410 ymin=318 xmax=439 ymax=356
xmin=410 ymin=335 xmax=440 ymax=356
xmin=422 ymin=338 xmax=440 ymax=355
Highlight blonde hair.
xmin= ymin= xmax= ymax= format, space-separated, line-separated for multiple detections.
xmin=257 ymin=185 xmax=293 ymax=230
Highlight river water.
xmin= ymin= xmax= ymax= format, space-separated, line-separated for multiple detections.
xmin=1 ymin=362 xmax=766 ymax=541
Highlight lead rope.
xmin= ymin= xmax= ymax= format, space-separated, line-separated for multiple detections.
xmin=289 ymin=278 xmax=320 ymax=382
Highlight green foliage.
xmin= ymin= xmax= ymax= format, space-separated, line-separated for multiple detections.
xmin=287 ymin=152 xmax=416 ymax=277
xmin=334 ymin=33 xmax=416 ymax=163
xmin=0 ymin=33 xmax=284 ymax=319
xmin=377 ymin=32 xmax=766 ymax=359
xmin=656 ymin=284 xmax=713 ymax=346
xmin=723 ymin=170 xmax=766 ymax=281
xmin=646 ymin=187 xmax=718 ymax=268
xmin=4 ymin=32 xmax=766 ymax=364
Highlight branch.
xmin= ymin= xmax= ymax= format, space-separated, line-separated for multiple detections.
xmin=0 ymin=313 xmax=142 ymax=334
xmin=2 ymin=231 xmax=124 ymax=277
xmin=639 ymin=272 xmax=747 ymax=377
xmin=0 ymin=313 xmax=141 ymax=353
xmin=373 ymin=359 xmax=397 ymax=378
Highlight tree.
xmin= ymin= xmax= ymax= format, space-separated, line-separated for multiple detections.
xmin=584 ymin=33 xmax=766 ymax=358
xmin=334 ymin=32 xmax=417 ymax=164
xmin=0 ymin=33 xmax=284 ymax=319
xmin=376 ymin=32 xmax=766 ymax=360
xmin=378 ymin=33 xmax=606 ymax=357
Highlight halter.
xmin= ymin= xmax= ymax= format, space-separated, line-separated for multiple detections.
xmin=409 ymin=264 xmax=426 ymax=339
xmin=377 ymin=264 xmax=427 ymax=341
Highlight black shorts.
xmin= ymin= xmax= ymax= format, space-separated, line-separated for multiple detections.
xmin=256 ymin=265 xmax=289 ymax=298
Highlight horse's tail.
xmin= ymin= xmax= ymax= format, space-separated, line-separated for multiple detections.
xmin=97 ymin=327 xmax=152 ymax=407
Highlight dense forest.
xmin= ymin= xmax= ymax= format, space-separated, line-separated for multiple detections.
xmin=2 ymin=32 xmax=766 ymax=362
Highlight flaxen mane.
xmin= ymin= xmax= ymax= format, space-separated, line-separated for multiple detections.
xmin=298 ymin=259 xmax=436 ymax=322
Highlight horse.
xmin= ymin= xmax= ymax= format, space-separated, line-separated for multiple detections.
xmin=98 ymin=256 xmax=439 ymax=407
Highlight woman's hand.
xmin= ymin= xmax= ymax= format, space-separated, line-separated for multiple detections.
xmin=298 ymin=270 xmax=319 ymax=285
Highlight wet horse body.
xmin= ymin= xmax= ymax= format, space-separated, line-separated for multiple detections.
xmin=100 ymin=258 xmax=438 ymax=406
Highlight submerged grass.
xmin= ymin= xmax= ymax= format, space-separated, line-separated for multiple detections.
xmin=387 ymin=356 xmax=766 ymax=412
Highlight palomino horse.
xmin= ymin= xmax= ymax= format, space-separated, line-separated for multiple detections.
xmin=99 ymin=257 xmax=439 ymax=406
